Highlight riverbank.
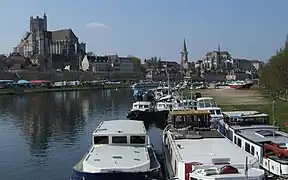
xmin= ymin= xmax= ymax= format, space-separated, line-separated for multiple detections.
xmin=182 ymin=88 xmax=288 ymax=131
xmin=0 ymin=83 xmax=130 ymax=95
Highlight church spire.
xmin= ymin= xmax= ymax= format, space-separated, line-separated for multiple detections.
xmin=183 ymin=38 xmax=188 ymax=53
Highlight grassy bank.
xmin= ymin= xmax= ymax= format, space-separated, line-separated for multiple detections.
xmin=182 ymin=88 xmax=288 ymax=131
xmin=0 ymin=83 xmax=130 ymax=95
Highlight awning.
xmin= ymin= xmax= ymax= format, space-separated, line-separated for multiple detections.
xmin=17 ymin=80 xmax=29 ymax=84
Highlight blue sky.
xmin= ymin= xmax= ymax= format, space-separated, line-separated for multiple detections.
xmin=0 ymin=0 xmax=287 ymax=62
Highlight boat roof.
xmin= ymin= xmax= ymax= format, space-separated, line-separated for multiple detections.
xmin=175 ymin=138 xmax=258 ymax=165
xmin=169 ymin=110 xmax=210 ymax=116
xmin=93 ymin=120 xmax=146 ymax=136
xmin=133 ymin=101 xmax=151 ymax=105
xmin=197 ymin=97 xmax=214 ymax=101
xmin=234 ymin=125 xmax=288 ymax=144
xmin=223 ymin=111 xmax=268 ymax=118
xmin=197 ymin=107 xmax=222 ymax=110
xmin=83 ymin=146 xmax=149 ymax=171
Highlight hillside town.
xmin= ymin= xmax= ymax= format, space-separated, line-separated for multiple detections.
xmin=0 ymin=13 xmax=264 ymax=81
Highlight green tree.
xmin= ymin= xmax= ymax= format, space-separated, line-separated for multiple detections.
xmin=130 ymin=56 xmax=145 ymax=73
xmin=260 ymin=42 xmax=288 ymax=96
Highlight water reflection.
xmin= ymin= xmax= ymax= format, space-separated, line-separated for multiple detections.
xmin=0 ymin=89 xmax=166 ymax=180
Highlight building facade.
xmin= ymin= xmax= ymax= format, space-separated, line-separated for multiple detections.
xmin=82 ymin=54 xmax=134 ymax=74
xmin=203 ymin=45 xmax=233 ymax=71
xmin=13 ymin=13 xmax=86 ymax=71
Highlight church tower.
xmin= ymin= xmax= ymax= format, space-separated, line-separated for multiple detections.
xmin=181 ymin=39 xmax=189 ymax=76
xmin=181 ymin=38 xmax=188 ymax=66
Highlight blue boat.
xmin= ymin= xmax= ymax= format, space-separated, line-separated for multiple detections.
xmin=71 ymin=120 xmax=161 ymax=180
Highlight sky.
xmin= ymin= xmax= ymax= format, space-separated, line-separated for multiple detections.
xmin=0 ymin=0 xmax=287 ymax=62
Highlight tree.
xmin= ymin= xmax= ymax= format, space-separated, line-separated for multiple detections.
xmin=131 ymin=56 xmax=141 ymax=65
xmin=259 ymin=40 xmax=288 ymax=97
xmin=131 ymin=56 xmax=145 ymax=73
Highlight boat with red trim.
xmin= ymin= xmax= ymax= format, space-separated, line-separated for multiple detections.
xmin=162 ymin=110 xmax=265 ymax=180
xmin=219 ymin=111 xmax=288 ymax=179
xmin=228 ymin=80 xmax=254 ymax=89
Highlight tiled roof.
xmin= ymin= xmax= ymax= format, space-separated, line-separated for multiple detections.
xmin=51 ymin=29 xmax=77 ymax=41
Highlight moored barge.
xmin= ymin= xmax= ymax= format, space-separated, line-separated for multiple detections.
xmin=163 ymin=110 xmax=265 ymax=180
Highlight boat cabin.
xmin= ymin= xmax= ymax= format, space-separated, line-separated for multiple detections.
xmin=80 ymin=120 xmax=152 ymax=173
xmin=196 ymin=97 xmax=218 ymax=109
xmin=131 ymin=101 xmax=153 ymax=112
xmin=168 ymin=110 xmax=211 ymax=129
xmin=223 ymin=111 xmax=269 ymax=126
xmin=93 ymin=120 xmax=148 ymax=146
xmin=156 ymin=101 xmax=173 ymax=111
xmin=196 ymin=97 xmax=223 ymax=120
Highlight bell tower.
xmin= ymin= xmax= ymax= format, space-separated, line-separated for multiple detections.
xmin=181 ymin=39 xmax=189 ymax=74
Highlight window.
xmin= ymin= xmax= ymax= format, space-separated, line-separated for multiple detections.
xmin=234 ymin=136 xmax=237 ymax=144
xmin=130 ymin=136 xmax=145 ymax=144
xmin=251 ymin=146 xmax=255 ymax=155
xmin=144 ymin=105 xmax=149 ymax=108
xmin=215 ymin=110 xmax=222 ymax=115
xmin=245 ymin=142 xmax=250 ymax=153
xmin=112 ymin=136 xmax=127 ymax=143
xmin=204 ymin=100 xmax=211 ymax=107
xmin=237 ymin=138 xmax=242 ymax=147
xmin=94 ymin=136 xmax=109 ymax=144
xmin=209 ymin=110 xmax=215 ymax=114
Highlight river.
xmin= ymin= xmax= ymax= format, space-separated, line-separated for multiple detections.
xmin=0 ymin=89 xmax=164 ymax=180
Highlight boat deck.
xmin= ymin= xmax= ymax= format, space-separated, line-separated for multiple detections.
xmin=171 ymin=129 xmax=224 ymax=139
xmin=84 ymin=146 xmax=149 ymax=171
xmin=173 ymin=137 xmax=258 ymax=165
xmin=235 ymin=125 xmax=288 ymax=144
xmin=94 ymin=120 xmax=146 ymax=135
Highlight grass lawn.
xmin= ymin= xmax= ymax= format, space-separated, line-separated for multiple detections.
xmin=181 ymin=88 xmax=288 ymax=131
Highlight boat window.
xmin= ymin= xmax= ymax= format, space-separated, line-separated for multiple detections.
xmin=130 ymin=136 xmax=145 ymax=144
xmin=215 ymin=110 xmax=222 ymax=115
xmin=245 ymin=142 xmax=250 ymax=153
xmin=139 ymin=105 xmax=143 ymax=108
xmin=234 ymin=136 xmax=237 ymax=144
xmin=94 ymin=136 xmax=109 ymax=145
xmin=144 ymin=105 xmax=149 ymax=108
xmin=209 ymin=110 xmax=215 ymax=114
xmin=133 ymin=105 xmax=138 ymax=108
xmin=251 ymin=146 xmax=255 ymax=155
xmin=198 ymin=100 xmax=205 ymax=108
xmin=112 ymin=136 xmax=127 ymax=144
xmin=210 ymin=100 xmax=217 ymax=107
xmin=237 ymin=138 xmax=242 ymax=147
xmin=204 ymin=100 xmax=211 ymax=107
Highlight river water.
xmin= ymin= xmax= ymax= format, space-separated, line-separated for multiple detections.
xmin=0 ymin=89 xmax=164 ymax=180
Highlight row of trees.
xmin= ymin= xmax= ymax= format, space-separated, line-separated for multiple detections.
xmin=260 ymin=42 xmax=288 ymax=97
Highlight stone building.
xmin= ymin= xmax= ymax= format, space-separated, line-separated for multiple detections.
xmin=203 ymin=45 xmax=233 ymax=71
xmin=14 ymin=13 xmax=86 ymax=71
